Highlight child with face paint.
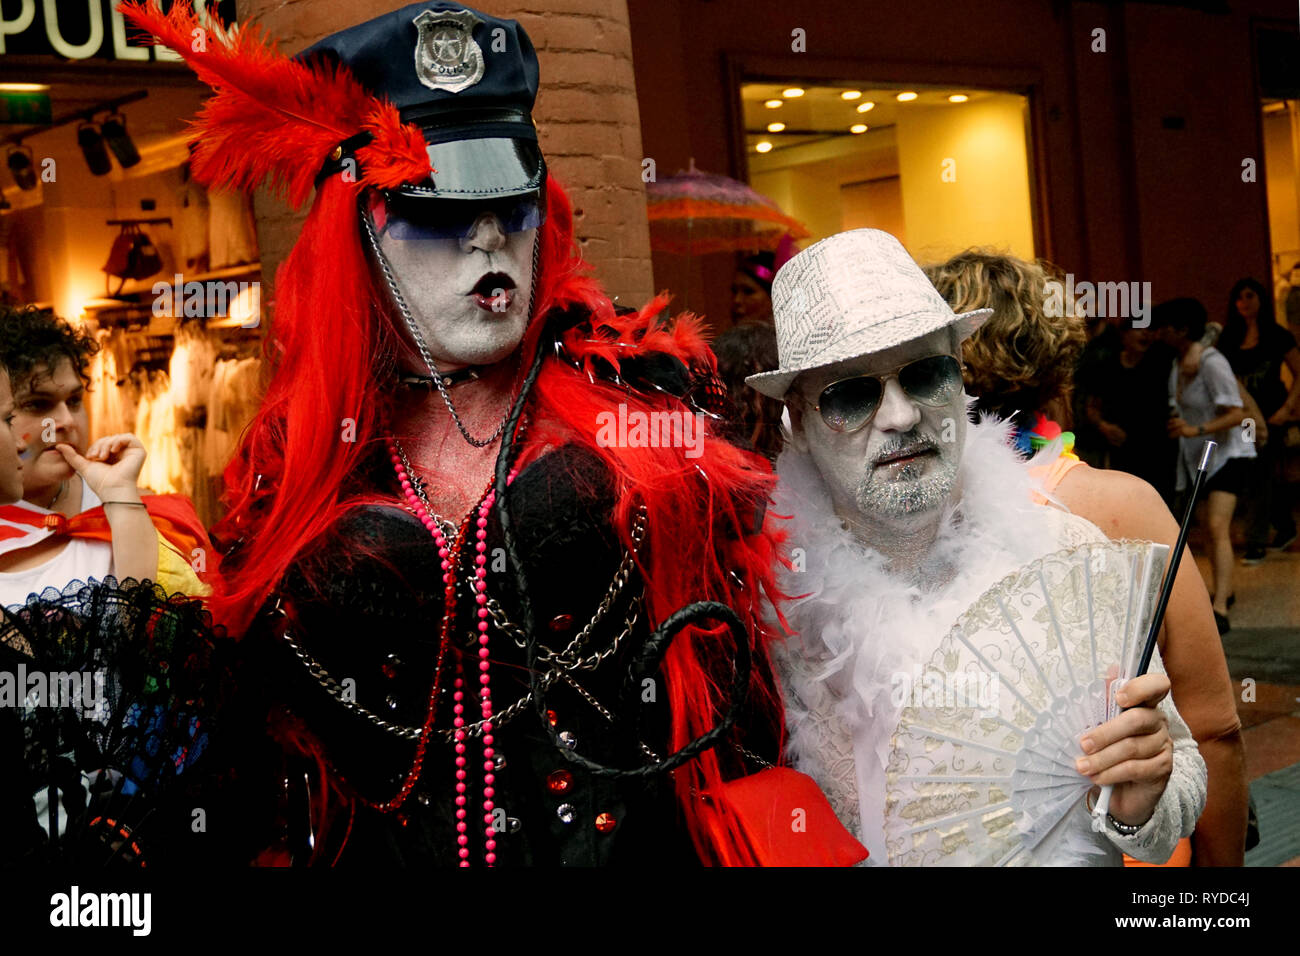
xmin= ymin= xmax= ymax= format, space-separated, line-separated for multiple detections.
xmin=0 ymin=307 xmax=214 ymax=607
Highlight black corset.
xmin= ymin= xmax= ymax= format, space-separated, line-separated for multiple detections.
xmin=232 ymin=443 xmax=699 ymax=867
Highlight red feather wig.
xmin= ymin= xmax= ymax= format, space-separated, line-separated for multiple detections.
xmin=122 ymin=0 xmax=790 ymax=866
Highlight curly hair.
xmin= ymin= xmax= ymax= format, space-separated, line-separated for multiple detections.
xmin=923 ymin=250 xmax=1085 ymax=426
xmin=0 ymin=305 xmax=100 ymax=390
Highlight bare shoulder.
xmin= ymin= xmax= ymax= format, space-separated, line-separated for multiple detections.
xmin=1055 ymin=464 xmax=1178 ymax=545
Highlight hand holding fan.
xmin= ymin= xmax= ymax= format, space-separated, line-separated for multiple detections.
xmin=883 ymin=444 xmax=1215 ymax=866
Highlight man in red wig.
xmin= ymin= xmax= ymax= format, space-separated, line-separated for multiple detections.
xmin=122 ymin=2 xmax=865 ymax=866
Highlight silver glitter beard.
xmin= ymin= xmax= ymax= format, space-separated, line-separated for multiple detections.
xmin=854 ymin=431 xmax=958 ymax=519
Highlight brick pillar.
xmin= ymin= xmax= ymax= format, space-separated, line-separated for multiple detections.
xmin=238 ymin=0 xmax=654 ymax=310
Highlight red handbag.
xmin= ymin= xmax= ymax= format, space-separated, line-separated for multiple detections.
xmin=713 ymin=766 xmax=869 ymax=866
xmin=103 ymin=222 xmax=163 ymax=293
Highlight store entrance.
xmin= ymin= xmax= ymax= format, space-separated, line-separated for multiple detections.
xmin=739 ymin=80 xmax=1039 ymax=264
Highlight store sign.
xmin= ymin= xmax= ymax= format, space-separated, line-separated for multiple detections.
xmin=0 ymin=1 xmax=236 ymax=61
xmin=0 ymin=91 xmax=50 ymax=122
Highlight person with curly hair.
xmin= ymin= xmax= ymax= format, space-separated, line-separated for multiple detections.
xmin=923 ymin=250 xmax=1084 ymax=446
xmin=0 ymin=307 xmax=213 ymax=607
xmin=926 ymin=250 xmax=1248 ymax=866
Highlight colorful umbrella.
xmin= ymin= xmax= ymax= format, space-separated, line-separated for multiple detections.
xmin=646 ymin=161 xmax=809 ymax=256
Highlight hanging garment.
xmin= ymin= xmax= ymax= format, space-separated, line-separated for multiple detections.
xmin=177 ymin=174 xmax=211 ymax=273
xmin=207 ymin=189 xmax=258 ymax=269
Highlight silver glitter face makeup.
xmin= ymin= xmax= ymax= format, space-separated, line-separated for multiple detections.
xmin=853 ymin=428 xmax=960 ymax=519
xmin=790 ymin=331 xmax=967 ymax=535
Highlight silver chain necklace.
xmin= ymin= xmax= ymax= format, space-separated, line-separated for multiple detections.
xmin=361 ymin=197 xmax=540 ymax=448
xmin=390 ymin=438 xmax=458 ymax=540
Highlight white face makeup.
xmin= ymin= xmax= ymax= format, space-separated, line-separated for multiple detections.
xmin=788 ymin=329 xmax=966 ymax=536
xmin=372 ymin=199 xmax=538 ymax=371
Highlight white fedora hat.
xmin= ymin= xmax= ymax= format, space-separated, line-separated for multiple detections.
xmin=745 ymin=229 xmax=992 ymax=400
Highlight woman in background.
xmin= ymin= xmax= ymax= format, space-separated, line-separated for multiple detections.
xmin=1218 ymin=278 xmax=1300 ymax=563
xmin=731 ymin=251 xmax=776 ymax=326
xmin=926 ymin=250 xmax=1248 ymax=866
xmin=1154 ymin=299 xmax=1252 ymax=633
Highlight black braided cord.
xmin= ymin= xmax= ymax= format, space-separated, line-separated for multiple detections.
xmin=493 ymin=313 xmax=753 ymax=778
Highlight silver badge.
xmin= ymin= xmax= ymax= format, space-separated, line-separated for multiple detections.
xmin=413 ymin=8 xmax=486 ymax=94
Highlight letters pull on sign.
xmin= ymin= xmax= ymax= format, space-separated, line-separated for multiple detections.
xmin=0 ymin=93 xmax=51 ymax=124
xmin=413 ymin=8 xmax=485 ymax=94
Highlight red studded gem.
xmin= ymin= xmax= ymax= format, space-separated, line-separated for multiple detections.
xmin=548 ymin=613 xmax=573 ymax=632
xmin=594 ymin=812 xmax=616 ymax=833
xmin=546 ymin=769 xmax=573 ymax=794
xmin=546 ymin=709 xmax=557 ymax=727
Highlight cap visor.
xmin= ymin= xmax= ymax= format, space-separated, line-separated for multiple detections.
xmin=394 ymin=137 xmax=545 ymax=200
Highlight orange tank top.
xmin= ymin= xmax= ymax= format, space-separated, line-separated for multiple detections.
xmin=1029 ymin=453 xmax=1085 ymax=504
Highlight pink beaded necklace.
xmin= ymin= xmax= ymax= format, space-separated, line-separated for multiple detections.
xmin=388 ymin=438 xmax=517 ymax=867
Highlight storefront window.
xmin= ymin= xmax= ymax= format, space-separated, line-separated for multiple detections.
xmin=740 ymin=81 xmax=1038 ymax=262
xmin=1 ymin=2 xmax=260 ymax=524
xmin=1262 ymin=98 xmax=1300 ymax=339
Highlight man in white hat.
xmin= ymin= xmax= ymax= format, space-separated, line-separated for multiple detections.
xmin=748 ymin=229 xmax=1206 ymax=865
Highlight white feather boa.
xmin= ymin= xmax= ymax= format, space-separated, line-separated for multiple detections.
xmin=770 ymin=413 xmax=1096 ymax=862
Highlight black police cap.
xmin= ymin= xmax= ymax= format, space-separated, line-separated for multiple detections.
xmin=300 ymin=2 xmax=544 ymax=201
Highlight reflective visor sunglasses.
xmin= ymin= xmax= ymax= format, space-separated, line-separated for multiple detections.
xmin=368 ymin=190 xmax=546 ymax=241
xmin=802 ymin=354 xmax=965 ymax=433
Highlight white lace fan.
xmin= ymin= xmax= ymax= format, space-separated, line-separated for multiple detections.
xmin=882 ymin=539 xmax=1169 ymax=867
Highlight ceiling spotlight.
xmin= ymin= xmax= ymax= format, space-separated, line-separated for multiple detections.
xmin=6 ymin=145 xmax=36 ymax=191
xmin=841 ymin=90 xmax=862 ymax=101
xmin=896 ymin=91 xmax=918 ymax=102
xmin=850 ymin=124 xmax=868 ymax=134
xmin=77 ymin=123 xmax=113 ymax=176
xmin=755 ymin=141 xmax=773 ymax=153
xmin=782 ymin=87 xmax=804 ymax=98
xmin=857 ymin=101 xmax=875 ymax=113
xmin=764 ymin=99 xmax=783 ymax=109
xmin=100 ymin=112 xmax=140 ymax=168
xmin=767 ymin=122 xmax=786 ymax=132
xmin=948 ymin=94 xmax=969 ymax=103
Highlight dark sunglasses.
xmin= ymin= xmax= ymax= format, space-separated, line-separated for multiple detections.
xmin=370 ymin=190 xmax=545 ymax=241
xmin=803 ymin=354 xmax=964 ymax=433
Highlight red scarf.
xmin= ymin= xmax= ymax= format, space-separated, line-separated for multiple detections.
xmin=0 ymin=494 xmax=215 ymax=573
